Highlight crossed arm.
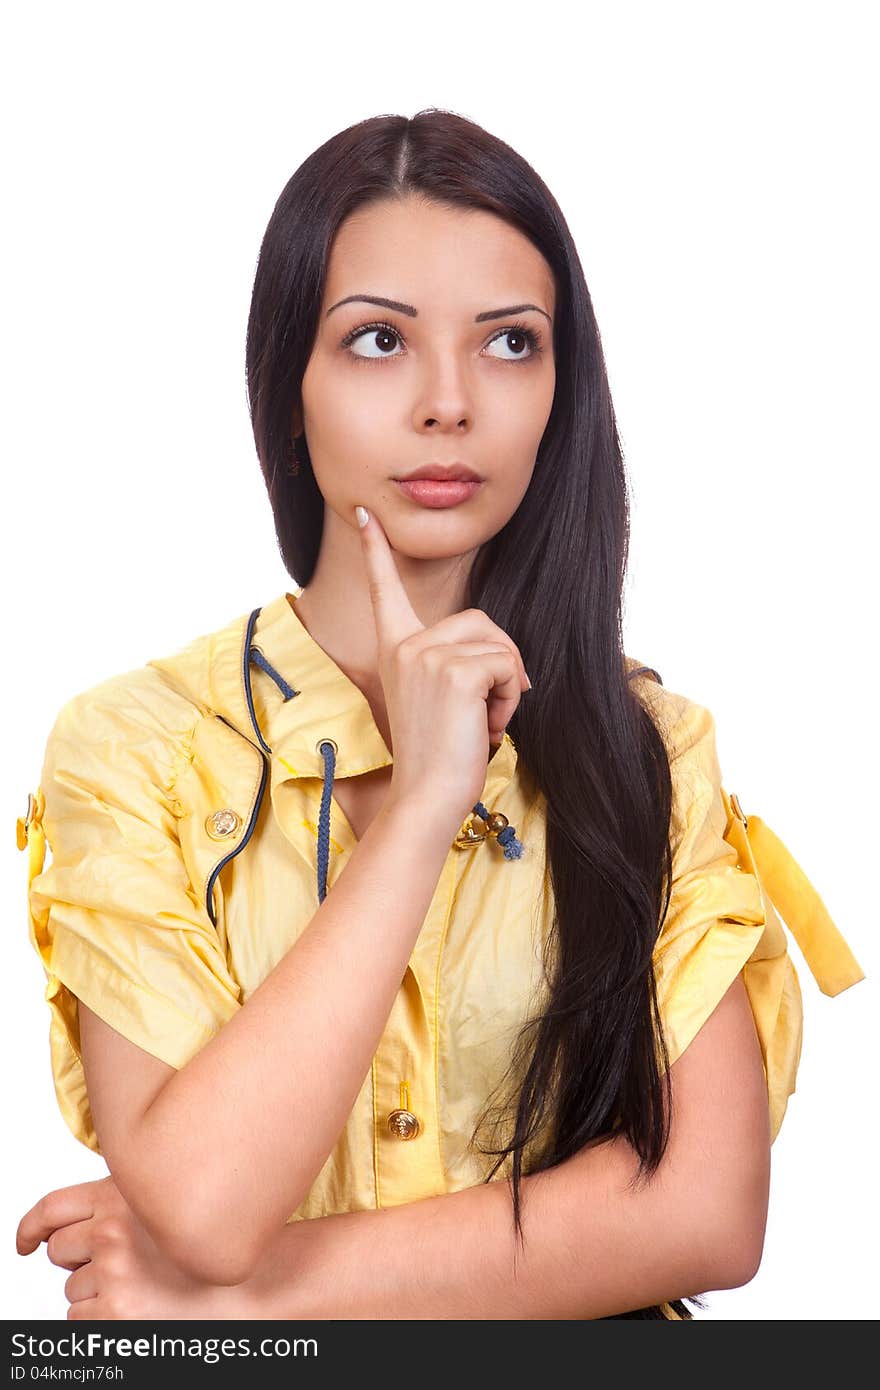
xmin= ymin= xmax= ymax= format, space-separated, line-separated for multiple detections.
xmin=18 ymin=974 xmax=770 ymax=1320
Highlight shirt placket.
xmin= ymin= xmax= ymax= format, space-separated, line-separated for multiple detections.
xmin=371 ymin=748 xmax=521 ymax=1207
xmin=371 ymin=849 xmax=460 ymax=1207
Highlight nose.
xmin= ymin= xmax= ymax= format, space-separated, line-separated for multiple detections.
xmin=414 ymin=353 xmax=473 ymax=433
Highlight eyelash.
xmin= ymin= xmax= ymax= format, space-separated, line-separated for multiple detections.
xmin=339 ymin=318 xmax=545 ymax=365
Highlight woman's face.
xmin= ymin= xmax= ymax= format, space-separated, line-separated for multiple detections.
xmin=297 ymin=194 xmax=557 ymax=564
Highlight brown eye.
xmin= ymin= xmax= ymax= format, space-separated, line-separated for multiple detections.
xmin=342 ymin=322 xmax=404 ymax=361
xmin=484 ymin=326 xmax=543 ymax=361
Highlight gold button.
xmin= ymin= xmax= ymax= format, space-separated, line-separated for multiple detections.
xmin=205 ymin=808 xmax=242 ymax=840
xmin=454 ymin=813 xmax=488 ymax=849
xmin=387 ymin=1109 xmax=421 ymax=1140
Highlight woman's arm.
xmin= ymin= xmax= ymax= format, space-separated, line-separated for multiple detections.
xmin=235 ymin=973 xmax=770 ymax=1319
xmin=79 ymin=795 xmax=461 ymax=1287
xmin=248 ymin=977 xmax=767 ymax=1319
xmin=20 ymin=974 xmax=767 ymax=1319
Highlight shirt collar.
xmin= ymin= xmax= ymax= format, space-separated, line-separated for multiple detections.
xmin=247 ymin=589 xmax=519 ymax=800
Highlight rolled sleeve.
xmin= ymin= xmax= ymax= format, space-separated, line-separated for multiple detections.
xmin=652 ymin=697 xmax=803 ymax=1144
xmin=26 ymin=673 xmax=242 ymax=1153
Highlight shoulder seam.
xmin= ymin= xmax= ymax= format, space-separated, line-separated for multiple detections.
xmin=58 ymin=671 xmax=206 ymax=799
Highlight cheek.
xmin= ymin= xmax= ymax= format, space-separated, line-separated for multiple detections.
xmin=491 ymin=395 xmax=549 ymax=470
xmin=499 ymin=464 xmax=538 ymax=517
xmin=303 ymin=365 xmax=395 ymax=458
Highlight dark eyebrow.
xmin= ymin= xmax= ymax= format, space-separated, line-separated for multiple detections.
xmin=325 ymin=293 xmax=552 ymax=325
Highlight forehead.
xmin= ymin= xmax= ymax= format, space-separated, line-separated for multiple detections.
xmin=323 ymin=196 xmax=556 ymax=316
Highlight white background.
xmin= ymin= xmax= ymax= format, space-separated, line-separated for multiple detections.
xmin=2 ymin=0 xmax=876 ymax=1320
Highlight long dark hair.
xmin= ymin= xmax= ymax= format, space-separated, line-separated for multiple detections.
xmin=245 ymin=108 xmax=706 ymax=1320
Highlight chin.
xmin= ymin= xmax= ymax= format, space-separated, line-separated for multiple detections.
xmin=383 ymin=519 xmax=488 ymax=560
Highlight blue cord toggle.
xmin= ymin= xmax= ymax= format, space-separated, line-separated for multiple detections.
xmin=473 ymin=800 xmax=524 ymax=859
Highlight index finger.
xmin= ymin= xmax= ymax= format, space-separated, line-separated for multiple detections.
xmin=355 ymin=504 xmax=424 ymax=649
xmin=16 ymin=1183 xmax=102 ymax=1255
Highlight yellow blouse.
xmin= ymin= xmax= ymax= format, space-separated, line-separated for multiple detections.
xmin=18 ymin=587 xmax=864 ymax=1317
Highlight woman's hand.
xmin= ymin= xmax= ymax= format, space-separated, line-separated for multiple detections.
xmin=16 ymin=1175 xmax=252 ymax=1320
xmin=356 ymin=503 xmax=531 ymax=823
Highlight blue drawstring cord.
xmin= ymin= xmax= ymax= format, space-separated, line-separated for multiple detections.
xmin=316 ymin=740 xmax=335 ymax=904
xmin=249 ymin=645 xmax=298 ymax=700
xmin=247 ymin=640 xmax=523 ymax=904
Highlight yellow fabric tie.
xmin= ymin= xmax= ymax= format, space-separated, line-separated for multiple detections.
xmin=17 ymin=788 xmax=47 ymax=888
xmin=724 ymin=790 xmax=864 ymax=997
xmin=747 ymin=814 xmax=864 ymax=996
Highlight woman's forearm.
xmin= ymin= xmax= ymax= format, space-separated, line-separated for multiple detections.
xmin=241 ymin=1132 xmax=736 ymax=1320
xmin=130 ymin=796 xmax=459 ymax=1284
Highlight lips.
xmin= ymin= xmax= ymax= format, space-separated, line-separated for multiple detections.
xmin=393 ymin=477 xmax=482 ymax=509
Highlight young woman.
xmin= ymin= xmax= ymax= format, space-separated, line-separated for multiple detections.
xmin=16 ymin=109 xmax=864 ymax=1321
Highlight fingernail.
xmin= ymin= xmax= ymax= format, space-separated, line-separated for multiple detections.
xmin=355 ymin=506 xmax=370 ymax=528
xmin=525 ymin=672 xmax=533 ymax=689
